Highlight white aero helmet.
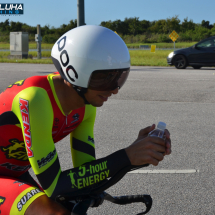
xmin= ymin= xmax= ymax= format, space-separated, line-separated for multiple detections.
xmin=51 ymin=25 xmax=130 ymax=94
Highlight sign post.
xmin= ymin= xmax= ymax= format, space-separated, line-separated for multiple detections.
xmin=169 ymin=30 xmax=179 ymax=50
xmin=77 ymin=0 xmax=85 ymax=26
xmin=35 ymin=25 xmax=42 ymax=59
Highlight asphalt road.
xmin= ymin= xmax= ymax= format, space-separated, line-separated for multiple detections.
xmin=1 ymin=63 xmax=215 ymax=214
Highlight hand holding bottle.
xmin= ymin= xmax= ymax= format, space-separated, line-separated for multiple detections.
xmin=148 ymin=122 xmax=171 ymax=155
xmin=125 ymin=124 xmax=171 ymax=166
xmin=148 ymin=122 xmax=166 ymax=139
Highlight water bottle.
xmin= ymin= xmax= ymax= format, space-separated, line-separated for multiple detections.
xmin=148 ymin=122 xmax=166 ymax=139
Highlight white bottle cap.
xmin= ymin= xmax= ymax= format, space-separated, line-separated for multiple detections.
xmin=157 ymin=122 xmax=166 ymax=130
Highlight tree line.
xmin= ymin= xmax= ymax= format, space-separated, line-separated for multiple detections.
xmin=0 ymin=16 xmax=215 ymax=44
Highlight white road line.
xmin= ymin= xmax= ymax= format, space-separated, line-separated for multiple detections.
xmin=187 ymin=79 xmax=212 ymax=81
xmin=129 ymin=169 xmax=199 ymax=174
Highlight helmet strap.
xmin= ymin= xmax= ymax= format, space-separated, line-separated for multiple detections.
xmin=73 ymin=86 xmax=90 ymax=105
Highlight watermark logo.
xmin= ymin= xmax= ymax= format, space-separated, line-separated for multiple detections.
xmin=0 ymin=4 xmax=24 ymax=15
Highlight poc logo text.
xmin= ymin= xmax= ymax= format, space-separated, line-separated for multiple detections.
xmin=57 ymin=36 xmax=78 ymax=83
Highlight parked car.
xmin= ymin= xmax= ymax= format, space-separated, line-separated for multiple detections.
xmin=167 ymin=36 xmax=215 ymax=69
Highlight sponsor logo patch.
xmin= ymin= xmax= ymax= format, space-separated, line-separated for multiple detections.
xmin=17 ymin=189 xmax=42 ymax=211
xmin=67 ymin=161 xmax=109 ymax=189
xmin=0 ymin=139 xmax=28 ymax=161
xmin=37 ymin=149 xmax=56 ymax=168
xmin=0 ymin=162 xmax=31 ymax=171
xmin=13 ymin=181 xmax=25 ymax=186
xmin=88 ymin=136 xmax=94 ymax=144
xmin=8 ymin=80 xmax=25 ymax=88
xmin=19 ymin=98 xmax=33 ymax=157
xmin=71 ymin=113 xmax=79 ymax=124
xmin=54 ymin=118 xmax=59 ymax=126
xmin=0 ymin=196 xmax=6 ymax=206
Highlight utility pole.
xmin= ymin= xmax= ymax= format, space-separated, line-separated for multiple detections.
xmin=36 ymin=25 xmax=41 ymax=59
xmin=77 ymin=0 xmax=85 ymax=26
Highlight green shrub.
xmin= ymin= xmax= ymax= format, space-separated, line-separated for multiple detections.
xmin=43 ymin=34 xmax=59 ymax=43
xmin=0 ymin=35 xmax=9 ymax=43
xmin=177 ymin=31 xmax=193 ymax=42
xmin=191 ymin=26 xmax=211 ymax=41
xmin=157 ymin=34 xmax=171 ymax=43
xmin=147 ymin=34 xmax=159 ymax=43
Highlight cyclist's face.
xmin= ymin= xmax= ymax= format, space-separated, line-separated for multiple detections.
xmin=85 ymin=88 xmax=119 ymax=107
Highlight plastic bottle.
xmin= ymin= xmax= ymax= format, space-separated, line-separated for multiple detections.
xmin=148 ymin=122 xmax=166 ymax=139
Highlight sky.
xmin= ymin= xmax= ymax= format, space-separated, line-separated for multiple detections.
xmin=0 ymin=0 xmax=215 ymax=28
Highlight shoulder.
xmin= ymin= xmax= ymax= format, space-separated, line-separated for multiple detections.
xmin=83 ymin=105 xmax=96 ymax=120
xmin=13 ymin=86 xmax=52 ymax=113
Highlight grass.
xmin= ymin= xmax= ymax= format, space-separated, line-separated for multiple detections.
xmin=0 ymin=51 xmax=52 ymax=63
xmin=126 ymin=42 xmax=197 ymax=49
xmin=0 ymin=42 xmax=53 ymax=50
xmin=0 ymin=42 xmax=197 ymax=50
xmin=0 ymin=58 xmax=53 ymax=64
xmin=130 ymin=50 xmax=172 ymax=66
xmin=0 ymin=47 xmax=174 ymax=66
xmin=28 ymin=51 xmax=51 ymax=57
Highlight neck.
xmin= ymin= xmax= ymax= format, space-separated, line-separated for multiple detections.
xmin=53 ymin=75 xmax=85 ymax=115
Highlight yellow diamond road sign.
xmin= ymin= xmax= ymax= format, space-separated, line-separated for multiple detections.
xmin=169 ymin=30 xmax=179 ymax=42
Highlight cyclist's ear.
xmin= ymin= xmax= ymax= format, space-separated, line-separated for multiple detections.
xmin=138 ymin=124 xmax=155 ymax=138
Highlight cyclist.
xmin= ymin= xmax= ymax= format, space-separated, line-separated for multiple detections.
xmin=0 ymin=25 xmax=171 ymax=215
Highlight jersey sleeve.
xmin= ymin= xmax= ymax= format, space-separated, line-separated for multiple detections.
xmin=70 ymin=104 xmax=96 ymax=167
xmin=11 ymin=87 xmax=61 ymax=197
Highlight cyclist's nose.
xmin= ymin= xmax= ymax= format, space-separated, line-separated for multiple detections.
xmin=110 ymin=87 xmax=119 ymax=95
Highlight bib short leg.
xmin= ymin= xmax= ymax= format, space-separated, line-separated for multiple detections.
xmin=0 ymin=173 xmax=45 ymax=215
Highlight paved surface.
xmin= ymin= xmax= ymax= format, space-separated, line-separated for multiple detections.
xmin=1 ymin=63 xmax=215 ymax=214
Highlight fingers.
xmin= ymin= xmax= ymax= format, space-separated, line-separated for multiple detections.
xmin=143 ymin=143 xmax=165 ymax=165
xmin=164 ymin=129 xmax=170 ymax=138
xmin=126 ymin=126 xmax=171 ymax=166
xmin=125 ymin=136 xmax=166 ymax=166
xmin=145 ymin=151 xmax=164 ymax=166
xmin=138 ymin=124 xmax=155 ymax=138
xmin=164 ymin=129 xmax=172 ymax=155
xmin=147 ymin=136 xmax=166 ymax=147
xmin=144 ymin=137 xmax=166 ymax=153
xmin=130 ymin=148 xmax=165 ymax=166
xmin=165 ymin=138 xmax=172 ymax=155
